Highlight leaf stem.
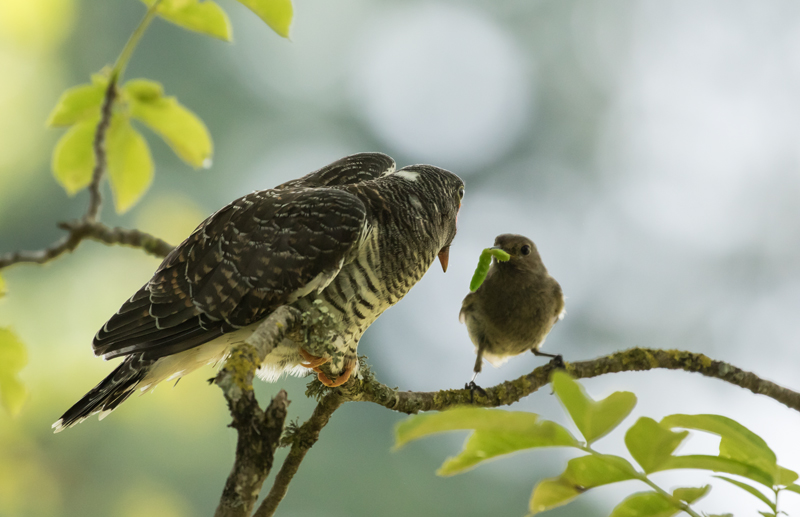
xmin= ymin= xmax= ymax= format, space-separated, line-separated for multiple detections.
xmin=773 ymin=487 xmax=780 ymax=517
xmin=578 ymin=445 xmax=703 ymax=517
xmin=636 ymin=475 xmax=703 ymax=517
xmin=112 ymin=0 xmax=164 ymax=81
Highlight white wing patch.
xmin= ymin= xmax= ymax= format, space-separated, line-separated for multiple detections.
xmin=395 ymin=170 xmax=420 ymax=182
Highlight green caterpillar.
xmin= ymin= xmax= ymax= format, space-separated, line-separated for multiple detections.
xmin=469 ymin=248 xmax=511 ymax=291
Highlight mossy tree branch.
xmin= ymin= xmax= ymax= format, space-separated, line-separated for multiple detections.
xmin=214 ymin=390 xmax=290 ymax=517
xmin=253 ymin=392 xmax=344 ymax=517
xmin=350 ymin=348 xmax=800 ymax=414
xmin=216 ymin=317 xmax=800 ymax=517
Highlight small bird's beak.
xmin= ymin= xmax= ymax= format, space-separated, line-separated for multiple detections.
xmin=437 ymin=246 xmax=450 ymax=272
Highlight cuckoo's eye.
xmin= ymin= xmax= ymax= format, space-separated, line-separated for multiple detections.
xmin=521 ymin=245 xmax=531 ymax=255
xmin=457 ymin=186 xmax=465 ymax=200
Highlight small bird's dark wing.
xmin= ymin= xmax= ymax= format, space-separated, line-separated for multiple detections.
xmin=93 ymin=187 xmax=368 ymax=361
xmin=275 ymin=152 xmax=395 ymax=189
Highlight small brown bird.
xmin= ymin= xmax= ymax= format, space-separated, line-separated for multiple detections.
xmin=459 ymin=234 xmax=565 ymax=388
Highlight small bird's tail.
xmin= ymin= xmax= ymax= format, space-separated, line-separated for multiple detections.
xmin=53 ymin=355 xmax=153 ymax=432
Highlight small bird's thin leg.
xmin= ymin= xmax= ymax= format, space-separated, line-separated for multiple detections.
xmin=473 ymin=350 xmax=483 ymax=375
xmin=298 ymin=348 xmax=330 ymax=369
xmin=532 ymin=349 xmax=564 ymax=369
xmin=465 ymin=347 xmax=487 ymax=400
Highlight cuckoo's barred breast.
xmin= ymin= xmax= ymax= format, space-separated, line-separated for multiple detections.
xmin=55 ymin=153 xmax=464 ymax=431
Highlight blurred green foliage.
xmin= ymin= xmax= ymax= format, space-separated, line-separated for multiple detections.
xmin=47 ymin=0 xmax=289 ymax=214
xmin=0 ymin=327 xmax=28 ymax=416
xmin=397 ymin=372 xmax=800 ymax=517
xmin=140 ymin=0 xmax=233 ymax=42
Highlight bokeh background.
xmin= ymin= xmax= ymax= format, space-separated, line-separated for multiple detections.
xmin=2 ymin=0 xmax=800 ymax=516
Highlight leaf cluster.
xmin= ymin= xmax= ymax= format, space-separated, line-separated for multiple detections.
xmin=395 ymin=371 xmax=800 ymax=517
xmin=46 ymin=0 xmax=293 ymax=214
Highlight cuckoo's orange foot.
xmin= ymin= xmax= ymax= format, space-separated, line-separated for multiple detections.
xmin=299 ymin=348 xmax=329 ymax=369
xmin=315 ymin=359 xmax=356 ymax=387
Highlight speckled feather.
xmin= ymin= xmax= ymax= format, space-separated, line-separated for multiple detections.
xmin=55 ymin=153 xmax=463 ymax=430
xmin=94 ymin=187 xmax=368 ymax=360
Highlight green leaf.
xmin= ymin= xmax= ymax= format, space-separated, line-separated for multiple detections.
xmin=106 ymin=114 xmax=154 ymax=213
xmin=529 ymin=454 xmax=637 ymax=514
xmin=778 ymin=467 xmax=798 ymax=486
xmin=672 ymin=485 xmax=710 ymax=503
xmin=0 ymin=274 xmax=6 ymax=298
xmin=551 ymin=370 xmax=637 ymax=444
xmin=609 ymin=491 xmax=680 ymax=517
xmin=661 ymin=414 xmax=777 ymax=483
xmin=562 ymin=454 xmax=637 ymax=487
xmin=713 ymin=476 xmax=775 ymax=511
xmin=125 ymin=78 xmax=164 ymax=102
xmin=529 ymin=478 xmax=580 ymax=515
xmin=783 ymin=484 xmax=800 ymax=496
xmin=52 ymin=117 xmax=97 ymax=195
xmin=655 ymin=455 xmax=774 ymax=488
xmin=625 ymin=417 xmax=688 ymax=473
xmin=46 ymin=82 xmax=106 ymax=127
xmin=438 ymin=422 xmax=579 ymax=475
xmin=141 ymin=0 xmax=232 ymax=41
xmin=0 ymin=328 xmax=28 ymax=416
xmin=395 ymin=407 xmax=534 ymax=447
xmin=395 ymin=407 xmax=575 ymax=448
xmin=126 ymin=82 xmax=213 ymax=169
xmin=235 ymin=0 xmax=293 ymax=38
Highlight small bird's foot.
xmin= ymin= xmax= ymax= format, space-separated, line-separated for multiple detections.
xmin=548 ymin=354 xmax=565 ymax=369
xmin=315 ymin=359 xmax=356 ymax=388
xmin=298 ymin=348 xmax=330 ymax=369
xmin=532 ymin=350 xmax=565 ymax=369
xmin=465 ymin=380 xmax=487 ymax=402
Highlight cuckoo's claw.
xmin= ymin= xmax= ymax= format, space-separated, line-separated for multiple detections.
xmin=315 ymin=359 xmax=356 ymax=388
xmin=299 ymin=348 xmax=330 ymax=369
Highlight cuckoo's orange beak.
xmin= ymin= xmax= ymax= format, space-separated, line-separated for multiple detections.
xmin=437 ymin=246 xmax=450 ymax=272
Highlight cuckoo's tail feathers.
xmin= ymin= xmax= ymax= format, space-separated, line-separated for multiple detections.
xmin=52 ymin=355 xmax=152 ymax=433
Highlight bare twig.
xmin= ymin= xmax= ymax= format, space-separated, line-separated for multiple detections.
xmin=59 ymin=221 xmax=174 ymax=258
xmin=253 ymin=392 xmax=345 ymax=517
xmin=86 ymin=74 xmax=117 ymax=222
xmin=0 ymin=221 xmax=173 ymax=269
xmin=214 ymin=390 xmax=290 ymax=517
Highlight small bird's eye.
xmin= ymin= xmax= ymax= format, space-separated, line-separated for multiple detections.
xmin=521 ymin=245 xmax=531 ymax=255
xmin=457 ymin=186 xmax=465 ymax=200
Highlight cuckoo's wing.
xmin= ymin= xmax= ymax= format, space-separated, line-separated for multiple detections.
xmin=93 ymin=187 xmax=368 ymax=361
xmin=275 ymin=152 xmax=395 ymax=189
